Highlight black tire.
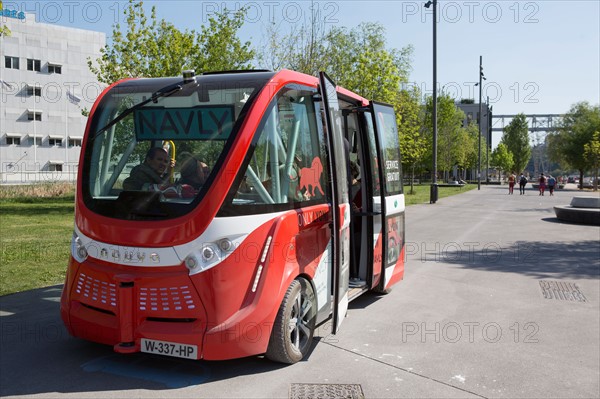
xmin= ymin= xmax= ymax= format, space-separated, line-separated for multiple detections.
xmin=266 ymin=278 xmax=316 ymax=364
xmin=372 ymin=285 xmax=393 ymax=295
xmin=372 ymin=277 xmax=393 ymax=295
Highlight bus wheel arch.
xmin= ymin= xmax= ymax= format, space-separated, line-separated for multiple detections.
xmin=265 ymin=277 xmax=316 ymax=364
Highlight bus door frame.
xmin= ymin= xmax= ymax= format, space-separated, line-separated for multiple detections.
xmin=350 ymin=106 xmax=383 ymax=289
xmin=318 ymin=72 xmax=350 ymax=334
xmin=368 ymin=101 xmax=405 ymax=292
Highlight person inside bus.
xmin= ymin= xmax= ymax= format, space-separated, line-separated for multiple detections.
xmin=344 ymin=138 xmax=362 ymax=211
xmin=349 ymin=156 xmax=364 ymax=286
xmin=123 ymin=147 xmax=174 ymax=190
xmin=178 ymin=155 xmax=210 ymax=189
xmin=350 ymin=160 xmax=362 ymax=212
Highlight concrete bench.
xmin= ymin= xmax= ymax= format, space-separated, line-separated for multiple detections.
xmin=437 ymin=182 xmax=465 ymax=188
xmin=554 ymin=196 xmax=600 ymax=225
xmin=570 ymin=196 xmax=600 ymax=208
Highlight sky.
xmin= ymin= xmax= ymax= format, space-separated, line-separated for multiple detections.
xmin=3 ymin=0 xmax=599 ymax=146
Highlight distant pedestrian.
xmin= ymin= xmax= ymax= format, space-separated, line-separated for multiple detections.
xmin=519 ymin=173 xmax=528 ymax=195
xmin=538 ymin=173 xmax=546 ymax=196
xmin=508 ymin=172 xmax=516 ymax=195
xmin=547 ymin=175 xmax=556 ymax=196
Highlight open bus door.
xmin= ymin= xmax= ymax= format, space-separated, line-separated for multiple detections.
xmin=319 ymin=72 xmax=350 ymax=334
xmin=369 ymin=101 xmax=405 ymax=292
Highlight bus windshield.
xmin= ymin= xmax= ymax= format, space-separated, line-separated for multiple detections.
xmin=81 ymin=72 xmax=275 ymax=220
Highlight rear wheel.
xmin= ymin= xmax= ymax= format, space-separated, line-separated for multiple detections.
xmin=266 ymin=278 xmax=316 ymax=364
xmin=372 ymin=285 xmax=393 ymax=295
xmin=372 ymin=277 xmax=393 ymax=295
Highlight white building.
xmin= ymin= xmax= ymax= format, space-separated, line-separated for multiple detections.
xmin=1 ymin=8 xmax=105 ymax=183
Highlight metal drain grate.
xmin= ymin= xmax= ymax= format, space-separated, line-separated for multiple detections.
xmin=539 ymin=280 xmax=587 ymax=302
xmin=290 ymin=383 xmax=365 ymax=399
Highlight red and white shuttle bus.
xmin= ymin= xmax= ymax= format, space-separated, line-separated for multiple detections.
xmin=60 ymin=70 xmax=405 ymax=364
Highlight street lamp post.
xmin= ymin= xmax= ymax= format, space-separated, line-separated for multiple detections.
xmin=486 ymin=95 xmax=490 ymax=183
xmin=476 ymin=56 xmax=485 ymax=190
xmin=425 ymin=0 xmax=438 ymax=203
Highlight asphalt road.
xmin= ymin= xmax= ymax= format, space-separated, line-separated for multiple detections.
xmin=1 ymin=184 xmax=599 ymax=398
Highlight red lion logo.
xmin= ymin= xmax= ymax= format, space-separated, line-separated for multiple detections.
xmin=299 ymin=157 xmax=324 ymax=198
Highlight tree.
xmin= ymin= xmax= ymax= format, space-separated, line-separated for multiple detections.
xmin=192 ymin=9 xmax=255 ymax=73
xmin=583 ymin=131 xmax=600 ymax=191
xmin=259 ymin=3 xmax=329 ymax=75
xmin=500 ymin=113 xmax=531 ymax=173
xmin=88 ymin=0 xmax=254 ymax=85
xmin=397 ymin=87 xmax=427 ymax=194
xmin=547 ymin=102 xmax=600 ymax=189
xmin=258 ymin=9 xmax=413 ymax=105
xmin=326 ymin=23 xmax=413 ymax=104
xmin=491 ymin=142 xmax=514 ymax=179
xmin=423 ymin=94 xmax=465 ymax=181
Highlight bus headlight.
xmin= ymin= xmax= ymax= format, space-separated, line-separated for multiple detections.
xmin=218 ymin=238 xmax=233 ymax=252
xmin=183 ymin=244 xmax=221 ymax=275
xmin=184 ymin=255 xmax=198 ymax=271
xmin=180 ymin=235 xmax=246 ymax=276
xmin=72 ymin=232 xmax=88 ymax=262
xmin=202 ymin=246 xmax=215 ymax=261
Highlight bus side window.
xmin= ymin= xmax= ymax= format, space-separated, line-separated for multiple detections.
xmin=231 ymin=86 xmax=329 ymax=209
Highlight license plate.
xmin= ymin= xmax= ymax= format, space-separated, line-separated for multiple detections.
xmin=140 ymin=338 xmax=198 ymax=360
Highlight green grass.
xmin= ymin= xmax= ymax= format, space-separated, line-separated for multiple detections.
xmin=404 ymin=183 xmax=477 ymax=205
xmin=0 ymin=183 xmax=474 ymax=296
xmin=0 ymin=199 xmax=74 ymax=296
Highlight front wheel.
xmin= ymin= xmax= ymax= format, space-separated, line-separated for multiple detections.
xmin=266 ymin=278 xmax=316 ymax=364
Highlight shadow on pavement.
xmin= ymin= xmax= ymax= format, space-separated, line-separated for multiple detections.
xmin=348 ymin=291 xmax=386 ymax=310
xmin=0 ymin=285 xmax=389 ymax=396
xmin=430 ymin=240 xmax=600 ymax=280
xmin=0 ymin=285 xmax=291 ymax=396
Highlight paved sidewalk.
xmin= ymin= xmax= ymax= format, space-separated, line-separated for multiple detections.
xmin=1 ymin=184 xmax=599 ymax=398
